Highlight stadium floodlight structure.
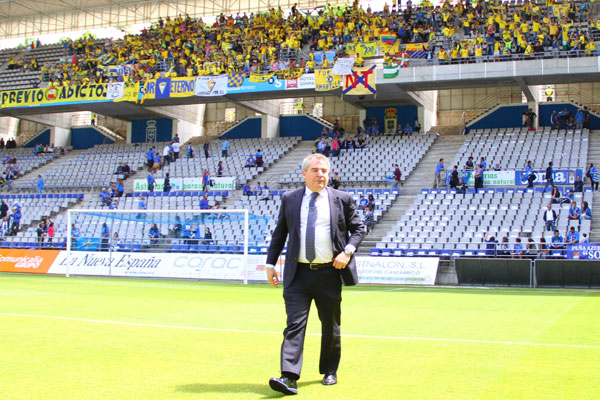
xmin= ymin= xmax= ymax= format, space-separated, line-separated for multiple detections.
xmin=67 ymin=208 xmax=255 ymax=283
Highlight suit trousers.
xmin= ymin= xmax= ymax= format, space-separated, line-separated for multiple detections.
xmin=281 ymin=265 xmax=342 ymax=379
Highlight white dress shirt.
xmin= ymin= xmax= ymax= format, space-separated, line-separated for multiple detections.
xmin=298 ymin=188 xmax=333 ymax=263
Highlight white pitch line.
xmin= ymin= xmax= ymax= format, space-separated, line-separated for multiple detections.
xmin=1 ymin=312 xmax=599 ymax=350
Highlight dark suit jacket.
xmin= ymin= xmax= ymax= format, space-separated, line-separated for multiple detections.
xmin=266 ymin=187 xmax=365 ymax=288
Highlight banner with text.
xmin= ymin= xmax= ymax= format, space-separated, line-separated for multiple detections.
xmin=1 ymin=84 xmax=110 ymax=108
xmin=356 ymin=256 xmax=439 ymax=285
xmin=134 ymin=177 xmax=235 ymax=192
xmin=567 ymin=243 xmax=600 ymax=259
xmin=515 ymin=169 xmax=582 ymax=186
xmin=0 ymin=249 xmax=61 ymax=273
xmin=133 ymin=178 xmax=184 ymax=192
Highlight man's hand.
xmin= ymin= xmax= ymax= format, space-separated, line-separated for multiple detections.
xmin=333 ymin=252 xmax=351 ymax=269
xmin=266 ymin=268 xmax=279 ymax=288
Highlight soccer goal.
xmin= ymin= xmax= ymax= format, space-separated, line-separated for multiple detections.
xmin=65 ymin=208 xmax=271 ymax=284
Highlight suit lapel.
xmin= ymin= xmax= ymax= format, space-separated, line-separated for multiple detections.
xmin=327 ymin=187 xmax=338 ymax=242
xmin=292 ymin=188 xmax=306 ymax=238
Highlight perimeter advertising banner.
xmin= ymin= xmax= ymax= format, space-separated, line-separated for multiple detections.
xmin=356 ymin=256 xmax=439 ymax=285
xmin=0 ymin=249 xmax=440 ymax=285
xmin=567 ymin=243 xmax=600 ymax=259
xmin=49 ymin=251 xmax=269 ymax=281
xmin=514 ymin=169 xmax=582 ymax=186
xmin=0 ymin=249 xmax=61 ymax=273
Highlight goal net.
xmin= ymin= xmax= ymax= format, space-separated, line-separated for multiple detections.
xmin=65 ymin=208 xmax=274 ymax=283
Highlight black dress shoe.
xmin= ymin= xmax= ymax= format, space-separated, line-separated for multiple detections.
xmin=322 ymin=374 xmax=337 ymax=386
xmin=269 ymin=376 xmax=298 ymax=395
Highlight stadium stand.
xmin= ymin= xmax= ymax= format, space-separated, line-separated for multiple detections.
xmin=0 ymin=193 xmax=83 ymax=248
xmin=279 ymin=134 xmax=436 ymax=185
xmin=0 ymin=147 xmax=62 ymax=190
xmin=454 ymin=127 xmax=589 ymax=170
xmin=373 ymin=187 xmax=592 ymax=257
xmin=155 ymin=137 xmax=300 ymax=183
xmin=14 ymin=143 xmax=146 ymax=191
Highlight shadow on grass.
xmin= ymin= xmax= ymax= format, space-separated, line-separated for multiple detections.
xmin=177 ymin=379 xmax=322 ymax=398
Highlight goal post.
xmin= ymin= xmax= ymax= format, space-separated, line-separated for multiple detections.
xmin=66 ymin=208 xmax=260 ymax=284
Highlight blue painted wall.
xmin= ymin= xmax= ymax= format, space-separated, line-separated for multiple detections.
xmin=466 ymin=105 xmax=529 ymax=132
xmin=280 ymin=116 xmax=327 ymax=140
xmin=539 ymin=103 xmax=600 ymax=129
xmin=220 ymin=117 xmax=261 ymax=139
xmin=71 ymin=127 xmax=114 ymax=150
xmin=365 ymin=105 xmax=418 ymax=132
xmin=23 ymin=129 xmax=51 ymax=148
xmin=131 ymin=118 xmax=173 ymax=143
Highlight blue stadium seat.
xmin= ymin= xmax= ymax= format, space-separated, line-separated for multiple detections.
xmin=393 ymin=249 xmax=403 ymax=257
xmin=440 ymin=250 xmax=451 ymax=257
xmin=427 ymin=250 xmax=438 ymax=256
xmin=189 ymin=245 xmax=199 ymax=252
xmin=404 ymin=249 xmax=415 ymax=257
xmin=451 ymin=250 xmax=463 ymax=257
xmin=369 ymin=248 xmax=381 ymax=256
xmin=381 ymin=249 xmax=392 ymax=256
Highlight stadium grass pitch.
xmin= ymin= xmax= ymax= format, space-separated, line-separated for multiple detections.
xmin=0 ymin=274 xmax=598 ymax=400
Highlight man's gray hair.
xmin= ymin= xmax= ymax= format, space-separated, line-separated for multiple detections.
xmin=301 ymin=153 xmax=330 ymax=171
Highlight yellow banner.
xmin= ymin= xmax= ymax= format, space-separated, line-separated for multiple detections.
xmin=0 ymin=84 xmax=109 ymax=108
xmin=356 ymin=42 xmax=378 ymax=58
xmin=114 ymin=82 xmax=140 ymax=103
xmin=315 ymin=69 xmax=341 ymax=91
xmin=406 ymin=43 xmax=424 ymax=51
xmin=249 ymin=72 xmax=275 ymax=83
xmin=342 ymin=66 xmax=376 ymax=96
xmin=379 ymin=40 xmax=401 ymax=55
xmin=276 ymin=68 xmax=304 ymax=80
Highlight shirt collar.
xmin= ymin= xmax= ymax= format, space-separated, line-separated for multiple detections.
xmin=305 ymin=187 xmax=328 ymax=199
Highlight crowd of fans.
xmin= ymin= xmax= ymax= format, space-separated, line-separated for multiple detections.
xmin=9 ymin=0 xmax=594 ymax=86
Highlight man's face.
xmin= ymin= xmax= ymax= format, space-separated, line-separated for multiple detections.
xmin=303 ymin=158 xmax=330 ymax=192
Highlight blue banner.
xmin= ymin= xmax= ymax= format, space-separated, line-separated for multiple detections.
xmin=445 ymin=170 xmax=471 ymax=186
xmin=567 ymin=243 xmax=600 ymax=259
xmin=515 ymin=169 xmax=583 ymax=186
xmin=225 ymin=77 xmax=286 ymax=93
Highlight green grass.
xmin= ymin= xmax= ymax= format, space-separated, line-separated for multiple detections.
xmin=0 ymin=274 xmax=599 ymax=400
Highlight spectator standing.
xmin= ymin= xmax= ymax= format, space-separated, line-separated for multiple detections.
xmin=36 ymin=221 xmax=46 ymax=248
xmin=449 ymin=166 xmax=459 ymax=189
xmin=474 ymin=164 xmax=484 ymax=192
xmin=147 ymin=171 xmax=155 ymax=192
xmin=187 ymin=144 xmax=194 ymax=158
xmin=71 ymin=223 xmax=80 ymax=250
xmin=434 ymin=159 xmax=445 ymax=188
xmin=101 ymin=222 xmax=110 ymax=252
xmin=256 ymin=149 xmax=264 ymax=167
xmin=363 ymin=206 xmax=375 ymax=234
xmin=137 ymin=196 xmax=146 ymax=219
xmin=524 ymin=161 xmax=536 ymax=188
xmin=574 ymin=175 xmax=584 ymax=192
xmin=544 ymin=162 xmax=555 ymax=192
xmin=162 ymin=143 xmax=171 ymax=165
xmin=36 ymin=175 xmax=44 ymax=194
xmin=202 ymin=169 xmax=211 ymax=192
xmin=483 ymin=233 xmax=498 ymax=257
xmin=414 ymin=117 xmax=421 ymax=134
xmin=172 ymin=140 xmax=181 ymax=161
xmin=46 ymin=220 xmax=54 ymax=247
xmin=588 ymin=163 xmax=599 ymax=191
xmin=526 ymin=108 xmax=537 ymax=131
xmin=217 ymin=161 xmax=224 ymax=177
xmin=203 ymin=141 xmax=210 ymax=159
xmin=163 ymin=173 xmax=172 ymax=193
xmin=543 ymin=204 xmax=557 ymax=232
xmin=0 ymin=199 xmax=7 ymax=220
xmin=146 ymin=146 xmax=155 ymax=170
xmin=221 ymin=139 xmax=230 ymax=157
xmin=575 ymin=109 xmax=585 ymax=130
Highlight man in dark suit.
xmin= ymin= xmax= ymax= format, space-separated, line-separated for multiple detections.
xmin=266 ymin=153 xmax=364 ymax=396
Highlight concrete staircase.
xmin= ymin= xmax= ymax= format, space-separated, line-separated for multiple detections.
xmin=587 ymin=130 xmax=600 ymax=242
xmin=357 ymin=134 xmax=466 ymax=254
